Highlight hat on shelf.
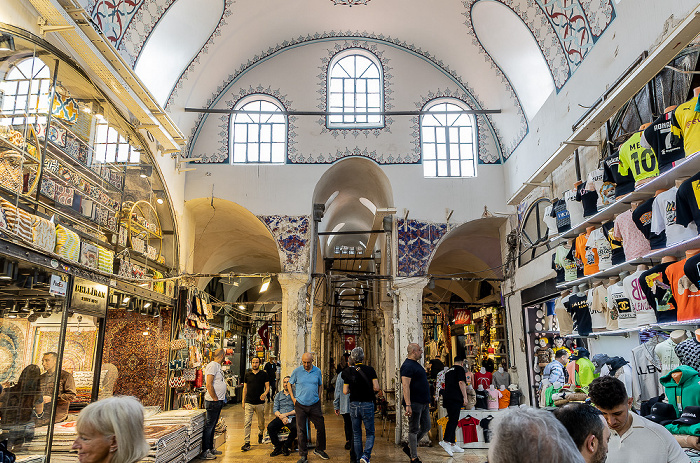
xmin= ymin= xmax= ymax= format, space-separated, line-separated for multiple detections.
xmin=646 ymin=402 xmax=678 ymax=426
xmin=672 ymin=406 xmax=700 ymax=426
xmin=569 ymin=347 xmax=590 ymax=360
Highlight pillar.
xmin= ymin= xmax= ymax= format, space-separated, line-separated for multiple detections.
xmin=278 ymin=273 xmax=308 ymax=378
xmin=379 ymin=303 xmax=395 ymax=392
xmin=393 ymin=277 xmax=428 ymax=444
xmin=309 ymin=303 xmax=324 ymax=359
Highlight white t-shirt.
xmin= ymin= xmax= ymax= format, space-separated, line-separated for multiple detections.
xmin=608 ymin=282 xmax=635 ymax=329
xmin=564 ymin=189 xmax=585 ymax=228
xmin=587 ymin=227 xmax=612 ymax=270
xmin=204 ymin=361 xmax=227 ymax=402
xmin=607 ymin=413 xmax=689 ymax=463
xmin=651 ymin=187 xmax=698 ymax=245
xmin=587 ymin=286 xmax=607 ymax=329
xmin=623 ymin=271 xmax=657 ymax=326
xmin=587 ymin=168 xmax=605 ymax=209
xmin=544 ymin=204 xmax=558 ymax=235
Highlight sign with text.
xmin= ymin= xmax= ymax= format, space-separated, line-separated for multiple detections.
xmin=71 ymin=277 xmax=108 ymax=316
xmin=49 ymin=274 xmax=68 ymax=297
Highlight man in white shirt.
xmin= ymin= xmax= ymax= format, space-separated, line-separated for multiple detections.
xmin=588 ymin=376 xmax=689 ymax=463
xmin=200 ymin=348 xmax=227 ymax=460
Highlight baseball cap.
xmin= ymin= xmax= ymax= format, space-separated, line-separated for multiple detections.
xmin=569 ymin=347 xmax=590 ymax=360
xmin=672 ymin=406 xmax=700 ymax=426
xmin=645 ymin=402 xmax=678 ymax=426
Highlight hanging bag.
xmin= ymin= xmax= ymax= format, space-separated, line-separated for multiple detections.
xmin=169 ymin=370 xmax=185 ymax=389
xmin=182 ymin=368 xmax=196 ymax=382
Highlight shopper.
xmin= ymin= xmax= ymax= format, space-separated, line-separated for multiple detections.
xmin=72 ymin=396 xmax=150 ymax=463
xmin=265 ymin=356 xmax=279 ymax=401
xmin=400 ymin=343 xmax=431 ymax=463
xmin=289 ymin=352 xmax=329 ymax=462
xmin=588 ymin=376 xmax=689 ymax=463
xmin=38 ymin=352 xmax=76 ymax=425
xmin=267 ymin=376 xmax=297 ymax=457
xmin=201 ymin=348 xmax=227 ymax=460
xmin=553 ymin=403 xmax=610 ymax=463
xmin=333 ymin=365 xmax=356 ymax=462
xmin=488 ymin=407 xmax=585 ymax=463
xmin=542 ymin=349 xmax=569 ymax=386
xmin=439 ymin=356 xmax=469 ymax=457
xmin=342 ymin=347 xmax=382 ymax=463
xmin=241 ymin=357 xmax=269 ymax=451
xmin=336 ymin=353 xmax=350 ymax=375
xmin=0 ymin=365 xmax=44 ymax=449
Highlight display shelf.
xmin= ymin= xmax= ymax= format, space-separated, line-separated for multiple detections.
xmin=563 ymin=318 xmax=700 ymax=339
xmin=45 ymin=139 xmax=123 ymax=195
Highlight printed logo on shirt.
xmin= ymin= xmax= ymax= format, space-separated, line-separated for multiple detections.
xmin=616 ymin=298 xmax=633 ymax=318
xmin=665 ymin=200 xmax=677 ymax=225
xmin=597 ymin=245 xmax=611 ymax=261
xmin=639 ymin=211 xmax=652 ymax=226
xmin=585 ymin=248 xmax=596 ymax=265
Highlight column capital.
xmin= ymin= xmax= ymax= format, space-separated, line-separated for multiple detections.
xmin=393 ymin=276 xmax=429 ymax=293
xmin=277 ymin=272 xmax=308 ymax=290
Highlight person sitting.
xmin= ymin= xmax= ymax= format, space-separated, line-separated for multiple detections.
xmin=267 ymin=376 xmax=297 ymax=457
xmin=72 ymin=396 xmax=150 ymax=463
xmin=488 ymin=407 xmax=585 ymax=463
xmin=553 ymin=403 xmax=610 ymax=463
xmin=588 ymin=376 xmax=689 ymax=463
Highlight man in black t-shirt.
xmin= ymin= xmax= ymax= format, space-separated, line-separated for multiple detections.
xmin=342 ymin=347 xmax=382 ymax=463
xmin=439 ymin=357 xmax=469 ymax=457
xmin=264 ymin=356 xmax=279 ymax=401
xmin=241 ymin=357 xmax=269 ymax=451
xmin=400 ymin=343 xmax=431 ymax=463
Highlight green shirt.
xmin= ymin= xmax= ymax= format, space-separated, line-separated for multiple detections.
xmin=618 ymin=131 xmax=659 ymax=182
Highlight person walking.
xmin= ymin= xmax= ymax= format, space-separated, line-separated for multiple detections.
xmin=241 ymin=357 xmax=269 ymax=451
xmin=200 ymin=348 xmax=227 ymax=460
xmin=267 ymin=376 xmax=298 ymax=457
xmin=400 ymin=343 xmax=431 ymax=463
xmin=439 ymin=356 xmax=469 ymax=456
xmin=265 ymin=356 xmax=279 ymax=401
xmin=342 ymin=347 xmax=382 ymax=463
xmin=334 ymin=366 xmax=356 ymax=462
xmin=289 ymin=353 xmax=329 ymax=463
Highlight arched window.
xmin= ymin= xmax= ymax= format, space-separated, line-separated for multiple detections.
xmin=327 ymin=49 xmax=383 ymax=128
xmin=421 ymin=99 xmax=477 ymax=178
xmin=0 ymin=57 xmax=51 ymax=125
xmin=230 ymin=96 xmax=287 ymax=164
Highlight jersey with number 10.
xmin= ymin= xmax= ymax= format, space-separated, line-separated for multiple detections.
xmin=618 ymin=131 xmax=659 ymax=182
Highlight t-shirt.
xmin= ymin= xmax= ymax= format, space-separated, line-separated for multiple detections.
xmin=486 ymin=388 xmax=501 ymax=410
xmin=676 ymin=171 xmax=700 ymax=229
xmin=480 ymin=416 xmax=493 ymax=443
xmin=244 ymin=369 xmax=269 ymax=405
xmin=567 ymin=244 xmax=584 ymax=279
xmin=651 ymin=187 xmax=698 ymax=245
xmin=342 ymin=364 xmax=377 ymax=402
xmin=587 ymin=167 xmax=609 ymax=209
xmin=555 ymin=295 xmax=574 ymax=335
xmin=474 ymin=371 xmax=492 ymax=389
xmin=400 ymin=359 xmax=430 ymax=405
xmin=602 ymin=220 xmax=625 ymax=265
xmin=544 ymin=204 xmax=558 ymax=236
xmin=603 ymin=150 xmax=635 ymax=197
xmin=607 ymin=412 xmax=690 ymax=463
xmin=587 ymin=227 xmax=612 ymax=270
xmin=474 ymin=389 xmax=488 ymax=410
xmin=551 ymin=199 xmax=571 ymax=233
xmin=608 ymin=282 xmax=634 ymax=329
xmin=564 ymin=189 xmax=585 ymax=227
xmin=588 ymin=286 xmax=607 ymax=330
xmin=641 ymin=109 xmax=685 ymax=172
xmin=443 ymin=364 xmax=467 ymax=404
xmin=458 ymin=417 xmax=480 ymax=443
xmin=498 ymin=389 xmax=510 ymax=409
xmin=614 ymin=209 xmax=651 ymax=261
xmin=601 ymin=284 xmax=618 ymax=330
xmin=639 ymin=262 xmax=677 ymax=324
xmin=623 ymin=271 xmax=657 ymax=326
xmin=576 ymin=233 xmax=599 ymax=276
xmin=553 ymin=244 xmax=577 ymax=282
xmin=564 ymin=293 xmax=593 ymax=336
xmin=289 ymin=365 xmax=323 ymax=406
xmin=618 ymin=131 xmax=659 ymax=183
xmin=632 ymin=197 xmax=666 ymax=250
xmin=204 ymin=361 xmax=227 ymax=402
xmin=671 ymin=96 xmax=700 ymax=157
xmin=576 ymin=181 xmax=599 ymax=217
xmin=665 ymin=259 xmax=700 ymax=322
xmin=552 ymin=252 xmax=564 ymax=283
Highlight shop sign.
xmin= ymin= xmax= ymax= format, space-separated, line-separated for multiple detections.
xmin=453 ymin=309 xmax=471 ymax=325
xmin=71 ymin=277 xmax=108 ymax=316
xmin=49 ymin=274 xmax=68 ymax=297
xmin=344 ymin=335 xmax=356 ymax=351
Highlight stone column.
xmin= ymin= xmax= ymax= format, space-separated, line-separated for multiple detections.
xmin=393 ymin=277 xmax=428 ymax=444
xmin=278 ymin=273 xmax=308 ymax=378
xmin=380 ymin=303 xmax=395 ymax=392
xmin=309 ymin=303 xmax=324 ymax=360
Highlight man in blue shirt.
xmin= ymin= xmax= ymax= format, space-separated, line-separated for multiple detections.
xmin=267 ymin=376 xmax=297 ymax=457
xmin=289 ymin=352 xmax=329 ymax=463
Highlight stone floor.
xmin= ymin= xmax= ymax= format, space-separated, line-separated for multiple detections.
xmin=203 ymin=401 xmax=488 ymax=463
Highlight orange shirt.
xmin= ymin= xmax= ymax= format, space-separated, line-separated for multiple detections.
xmin=498 ymin=389 xmax=511 ymax=409
xmin=576 ymin=233 xmax=599 ymax=276
xmin=665 ymin=259 xmax=700 ymax=321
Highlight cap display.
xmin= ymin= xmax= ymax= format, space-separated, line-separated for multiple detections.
xmin=672 ymin=406 xmax=700 ymax=426
xmin=646 ymin=402 xmax=678 ymax=426
xmin=570 ymin=347 xmax=590 ymax=360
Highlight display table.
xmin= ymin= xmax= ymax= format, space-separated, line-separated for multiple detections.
xmin=437 ymin=406 xmax=508 ymax=449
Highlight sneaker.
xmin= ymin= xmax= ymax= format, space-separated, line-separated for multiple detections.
xmin=410 ymin=459 xmax=422 ymax=463
xmin=402 ymin=445 xmax=411 ymax=458
xmin=314 ymin=449 xmax=330 ymax=460
xmin=360 ymin=457 xmax=369 ymax=463
xmin=259 ymin=433 xmax=264 ymax=444
xmin=297 ymin=457 xmax=308 ymax=463
xmin=451 ymin=443 xmax=464 ymax=453
xmin=345 ymin=441 xmax=351 ymax=450
xmin=199 ymin=450 xmax=216 ymax=460
xmin=241 ymin=443 xmax=251 ymax=452
xmin=270 ymin=447 xmax=284 ymax=457
xmin=211 ymin=450 xmax=223 ymax=456
xmin=439 ymin=441 xmax=454 ymax=457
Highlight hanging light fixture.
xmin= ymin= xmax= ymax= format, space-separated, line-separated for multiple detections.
xmin=259 ymin=276 xmax=271 ymax=293
xmin=0 ymin=34 xmax=15 ymax=52
xmin=152 ymin=304 xmax=161 ymax=318
xmin=21 ymin=300 xmax=30 ymax=312
xmin=126 ymin=297 xmax=135 ymax=312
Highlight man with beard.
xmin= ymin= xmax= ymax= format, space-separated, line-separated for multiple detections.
xmin=554 ymin=403 xmax=610 ymax=463
xmin=241 ymin=357 xmax=269 ymax=451
xmin=588 ymin=376 xmax=689 ymax=463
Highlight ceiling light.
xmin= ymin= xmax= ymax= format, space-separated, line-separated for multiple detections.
xmin=21 ymin=300 xmax=30 ymax=312
xmin=0 ymin=34 xmax=16 ymax=52
xmin=238 ymin=304 xmax=246 ymax=311
xmin=7 ymin=312 xmax=17 ymax=318
xmin=45 ymin=301 xmax=51 ymax=311
xmin=0 ymin=259 xmax=16 ymax=280
xmin=140 ymin=301 xmax=149 ymax=316
xmin=122 ymin=296 xmax=131 ymax=305
xmin=140 ymin=165 xmax=153 ymax=178
xmin=10 ymin=303 xmax=18 ymax=313
xmin=143 ymin=302 xmax=152 ymax=309
xmin=156 ymin=197 xmax=164 ymax=204
xmin=153 ymin=305 xmax=161 ymax=318
xmin=126 ymin=298 xmax=135 ymax=312
xmin=259 ymin=276 xmax=271 ymax=293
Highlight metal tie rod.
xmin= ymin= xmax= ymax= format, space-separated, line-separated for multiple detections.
xmin=319 ymin=229 xmax=386 ymax=236
xmin=184 ymin=108 xmax=501 ymax=116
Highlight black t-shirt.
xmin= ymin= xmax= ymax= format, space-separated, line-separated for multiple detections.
xmin=443 ymin=364 xmax=467 ymax=404
xmin=551 ymin=199 xmax=571 ymax=233
xmin=603 ymin=151 xmax=635 ymax=197
xmin=264 ymin=362 xmax=278 ymax=381
xmin=576 ymin=182 xmax=599 ymax=217
xmin=643 ymin=110 xmax=684 ymax=173
xmin=480 ymin=416 xmax=493 ymax=443
xmin=552 ymin=252 xmax=565 ymax=283
xmin=564 ymin=293 xmax=592 ymax=336
xmin=676 ymin=171 xmax=700 ymax=229
xmin=684 ymin=254 xmax=700 ymax=289
xmin=244 ymin=369 xmax=269 ymax=404
xmin=632 ymin=197 xmax=667 ymax=250
xmin=602 ymin=220 xmax=625 ymax=265
xmin=639 ymin=262 xmax=677 ymax=323
xmin=400 ymin=359 xmax=430 ymax=405
xmin=341 ymin=364 xmax=377 ymax=403
xmin=567 ymin=244 xmax=584 ymax=279
xmin=429 ymin=359 xmax=445 ymax=380
xmin=474 ymin=389 xmax=488 ymax=410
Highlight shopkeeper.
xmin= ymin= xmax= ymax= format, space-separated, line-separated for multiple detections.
xmin=38 ymin=352 xmax=76 ymax=425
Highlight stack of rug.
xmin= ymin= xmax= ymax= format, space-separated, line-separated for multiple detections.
xmin=141 ymin=424 xmax=188 ymax=463
xmin=144 ymin=409 xmax=206 ymax=462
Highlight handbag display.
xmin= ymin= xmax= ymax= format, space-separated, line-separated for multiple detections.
xmin=182 ymin=368 xmax=196 ymax=382
xmin=169 ymin=371 xmax=185 ymax=389
xmin=194 ymin=369 xmax=204 ymax=388
xmin=171 ymin=338 xmax=187 ymax=351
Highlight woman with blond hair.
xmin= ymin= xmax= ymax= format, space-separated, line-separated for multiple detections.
xmin=72 ymin=396 xmax=149 ymax=463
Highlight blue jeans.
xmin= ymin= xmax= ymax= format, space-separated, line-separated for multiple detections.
xmin=203 ymin=400 xmax=224 ymax=451
xmin=350 ymin=401 xmax=375 ymax=461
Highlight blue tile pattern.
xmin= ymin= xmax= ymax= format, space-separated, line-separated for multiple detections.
xmin=397 ymin=219 xmax=448 ymax=277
